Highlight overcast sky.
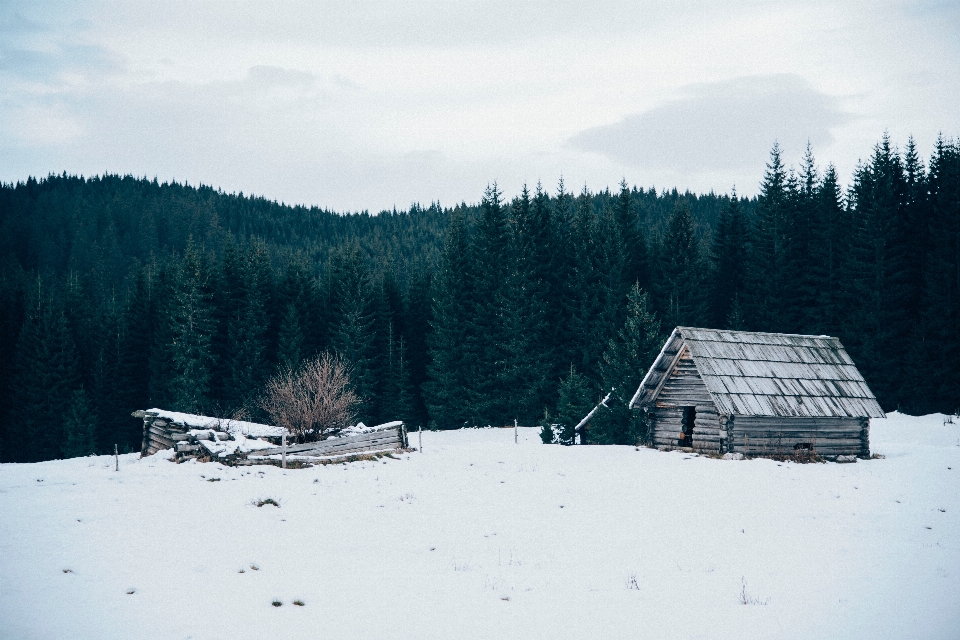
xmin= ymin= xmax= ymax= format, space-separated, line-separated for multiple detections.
xmin=2 ymin=1 xmax=958 ymax=212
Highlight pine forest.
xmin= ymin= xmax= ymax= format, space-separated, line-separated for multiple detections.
xmin=1 ymin=134 xmax=958 ymax=462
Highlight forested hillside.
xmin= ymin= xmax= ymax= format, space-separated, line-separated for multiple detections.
xmin=1 ymin=134 xmax=957 ymax=461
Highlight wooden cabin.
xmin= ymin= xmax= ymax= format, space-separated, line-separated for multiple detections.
xmin=629 ymin=327 xmax=885 ymax=458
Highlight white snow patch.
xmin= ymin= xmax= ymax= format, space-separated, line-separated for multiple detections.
xmin=147 ymin=408 xmax=284 ymax=438
xmin=0 ymin=411 xmax=957 ymax=639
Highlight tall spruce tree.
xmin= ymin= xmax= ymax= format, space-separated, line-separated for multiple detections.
xmin=782 ymin=145 xmax=818 ymax=333
xmin=505 ymin=184 xmax=556 ymax=423
xmin=226 ymin=241 xmax=273 ymax=411
xmin=617 ymin=179 xmax=649 ymax=291
xmin=469 ymin=183 xmax=512 ymax=425
xmin=846 ymin=134 xmax=906 ymax=407
xmin=655 ymin=203 xmax=708 ymax=330
xmin=404 ymin=267 xmax=433 ymax=428
xmin=593 ymin=285 xmax=663 ymax=446
xmin=808 ymin=164 xmax=849 ymax=337
xmin=747 ymin=143 xmax=791 ymax=331
xmin=10 ymin=302 xmax=82 ymax=461
xmin=277 ymin=302 xmax=304 ymax=372
xmin=923 ymin=137 xmax=960 ymax=412
xmin=425 ymin=214 xmax=475 ymax=428
xmin=116 ymin=270 xmax=154 ymax=449
xmin=62 ymin=387 xmax=97 ymax=458
xmin=328 ymin=243 xmax=379 ymax=423
xmin=709 ymin=189 xmax=750 ymax=329
xmin=554 ymin=366 xmax=593 ymax=445
xmin=167 ymin=240 xmax=216 ymax=414
xmin=567 ymin=186 xmax=604 ymax=384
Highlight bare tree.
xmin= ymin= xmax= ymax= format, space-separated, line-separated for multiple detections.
xmin=258 ymin=353 xmax=359 ymax=441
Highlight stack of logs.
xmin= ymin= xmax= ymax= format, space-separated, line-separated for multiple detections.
xmin=135 ymin=411 xmax=234 ymax=462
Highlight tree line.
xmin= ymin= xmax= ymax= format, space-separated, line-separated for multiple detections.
xmin=0 ymin=133 xmax=957 ymax=461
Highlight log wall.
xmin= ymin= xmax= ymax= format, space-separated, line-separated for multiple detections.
xmin=648 ymin=347 xmax=724 ymax=454
xmin=730 ymin=416 xmax=868 ymax=457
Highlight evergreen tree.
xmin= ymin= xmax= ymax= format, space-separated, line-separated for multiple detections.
xmin=0 ymin=266 xmax=29 ymax=461
xmin=277 ymin=258 xmax=323 ymax=360
xmin=505 ymin=184 xmax=556 ymax=423
xmin=226 ymin=241 xmax=273 ymax=410
xmin=655 ymin=203 xmax=708 ymax=330
xmin=167 ymin=240 xmax=216 ymax=414
xmin=782 ymin=145 xmax=818 ymax=333
xmin=592 ymin=285 xmax=663 ymax=445
xmin=425 ymin=214 xmax=475 ymax=428
xmin=382 ymin=328 xmax=416 ymax=424
xmin=600 ymin=285 xmax=663 ymax=406
xmin=10 ymin=302 xmax=82 ymax=461
xmin=469 ymin=183 xmax=513 ymax=425
xmin=403 ymin=267 xmax=433 ymax=428
xmin=709 ymin=189 xmax=750 ymax=329
xmin=808 ymin=164 xmax=849 ymax=337
xmin=62 ymin=387 xmax=97 ymax=458
xmin=116 ymin=269 xmax=154 ymax=449
xmin=567 ymin=186 xmax=604 ymax=384
xmin=747 ymin=143 xmax=791 ymax=331
xmin=554 ymin=365 xmax=593 ymax=445
xmin=328 ymin=243 xmax=379 ymax=423
xmin=148 ymin=264 xmax=176 ymax=408
xmin=845 ymin=134 xmax=906 ymax=407
xmin=923 ymin=137 xmax=960 ymax=412
xmin=277 ymin=302 xmax=304 ymax=372
xmin=617 ymin=179 xmax=649 ymax=291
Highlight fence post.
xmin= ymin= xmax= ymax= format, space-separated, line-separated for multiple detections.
xmin=114 ymin=444 xmax=118 ymax=471
xmin=281 ymin=433 xmax=287 ymax=469
xmin=514 ymin=419 xmax=518 ymax=444
xmin=418 ymin=424 xmax=423 ymax=453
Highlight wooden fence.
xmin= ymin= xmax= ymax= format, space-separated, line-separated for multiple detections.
xmin=254 ymin=424 xmax=407 ymax=461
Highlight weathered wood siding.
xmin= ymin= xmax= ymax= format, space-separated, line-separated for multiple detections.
xmin=255 ymin=426 xmax=405 ymax=459
xmin=649 ymin=347 xmax=724 ymax=453
xmin=730 ymin=416 xmax=867 ymax=457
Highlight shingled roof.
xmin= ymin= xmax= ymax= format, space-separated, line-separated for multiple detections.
xmin=630 ymin=327 xmax=885 ymax=419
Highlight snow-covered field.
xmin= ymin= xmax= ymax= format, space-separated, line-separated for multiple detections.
xmin=1 ymin=413 xmax=958 ymax=640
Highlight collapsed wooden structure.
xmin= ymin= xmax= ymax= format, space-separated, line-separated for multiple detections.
xmin=629 ymin=327 xmax=885 ymax=458
xmin=136 ymin=409 xmax=407 ymax=464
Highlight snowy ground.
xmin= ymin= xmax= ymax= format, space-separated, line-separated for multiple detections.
xmin=1 ymin=412 xmax=958 ymax=640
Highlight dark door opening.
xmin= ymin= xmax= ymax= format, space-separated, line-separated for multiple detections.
xmin=678 ymin=406 xmax=696 ymax=447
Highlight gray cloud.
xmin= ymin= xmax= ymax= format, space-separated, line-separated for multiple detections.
xmin=567 ymin=75 xmax=852 ymax=172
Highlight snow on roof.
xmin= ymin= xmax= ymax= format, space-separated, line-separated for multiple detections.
xmin=145 ymin=409 xmax=285 ymax=438
xmin=631 ymin=327 xmax=885 ymax=418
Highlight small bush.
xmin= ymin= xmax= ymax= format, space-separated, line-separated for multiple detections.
xmin=259 ymin=353 xmax=359 ymax=441
xmin=272 ymin=600 xmax=282 ymax=607
xmin=738 ymin=578 xmax=768 ymax=605
xmin=252 ymin=498 xmax=280 ymax=508
xmin=293 ymin=600 xmax=305 ymax=606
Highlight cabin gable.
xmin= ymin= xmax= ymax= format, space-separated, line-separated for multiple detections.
xmin=648 ymin=345 xmax=724 ymax=452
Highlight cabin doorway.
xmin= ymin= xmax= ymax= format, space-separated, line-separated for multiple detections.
xmin=678 ymin=406 xmax=696 ymax=447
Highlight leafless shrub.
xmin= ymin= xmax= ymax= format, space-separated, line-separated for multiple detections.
xmin=258 ymin=352 xmax=359 ymax=441
xmin=739 ymin=577 xmax=769 ymax=605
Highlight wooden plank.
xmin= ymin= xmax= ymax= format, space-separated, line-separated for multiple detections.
xmin=301 ymin=435 xmax=402 ymax=455
xmin=259 ymin=430 xmax=401 ymax=456
xmin=647 ymin=345 xmax=689 ymax=406
xmin=732 ymin=430 xmax=862 ymax=439
xmin=294 ymin=442 xmax=401 ymax=459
